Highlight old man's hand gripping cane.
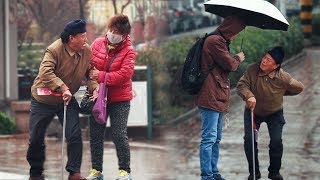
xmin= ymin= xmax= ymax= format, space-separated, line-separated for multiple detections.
xmin=251 ymin=110 xmax=258 ymax=180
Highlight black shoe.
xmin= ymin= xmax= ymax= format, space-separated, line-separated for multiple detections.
xmin=248 ymin=172 xmax=261 ymax=180
xmin=268 ymin=173 xmax=283 ymax=180
xmin=29 ymin=174 xmax=45 ymax=180
xmin=213 ymin=173 xmax=225 ymax=180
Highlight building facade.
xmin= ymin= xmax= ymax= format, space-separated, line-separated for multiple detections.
xmin=0 ymin=0 xmax=18 ymax=112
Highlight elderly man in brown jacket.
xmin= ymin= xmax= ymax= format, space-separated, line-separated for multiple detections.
xmin=237 ymin=46 xmax=304 ymax=180
xmin=195 ymin=15 xmax=246 ymax=180
xmin=27 ymin=19 xmax=92 ymax=180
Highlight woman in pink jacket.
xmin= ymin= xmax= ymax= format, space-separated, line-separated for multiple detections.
xmin=86 ymin=14 xmax=135 ymax=180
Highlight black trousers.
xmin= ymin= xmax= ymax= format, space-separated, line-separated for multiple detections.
xmin=26 ymin=97 xmax=83 ymax=176
xmin=243 ymin=108 xmax=286 ymax=175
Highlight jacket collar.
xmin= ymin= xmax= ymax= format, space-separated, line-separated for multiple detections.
xmin=65 ymin=44 xmax=82 ymax=58
xmin=257 ymin=63 xmax=277 ymax=79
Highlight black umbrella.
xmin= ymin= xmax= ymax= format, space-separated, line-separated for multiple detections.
xmin=204 ymin=0 xmax=289 ymax=31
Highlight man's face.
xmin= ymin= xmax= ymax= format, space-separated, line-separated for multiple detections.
xmin=69 ymin=32 xmax=87 ymax=51
xmin=260 ymin=53 xmax=279 ymax=73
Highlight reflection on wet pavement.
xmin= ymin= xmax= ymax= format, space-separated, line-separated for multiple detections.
xmin=0 ymin=136 xmax=170 ymax=180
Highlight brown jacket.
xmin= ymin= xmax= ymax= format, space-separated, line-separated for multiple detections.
xmin=195 ymin=16 xmax=245 ymax=112
xmin=236 ymin=62 xmax=304 ymax=116
xmin=31 ymin=39 xmax=92 ymax=105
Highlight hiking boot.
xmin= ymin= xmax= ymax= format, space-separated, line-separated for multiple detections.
xmin=268 ymin=172 xmax=283 ymax=180
xmin=68 ymin=172 xmax=87 ymax=180
xmin=213 ymin=173 xmax=225 ymax=180
xmin=86 ymin=169 xmax=103 ymax=180
xmin=248 ymin=172 xmax=261 ymax=180
xmin=29 ymin=174 xmax=45 ymax=180
xmin=115 ymin=170 xmax=132 ymax=180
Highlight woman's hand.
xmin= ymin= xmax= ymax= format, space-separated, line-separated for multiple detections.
xmin=89 ymin=69 xmax=99 ymax=80
xmin=90 ymin=87 xmax=99 ymax=101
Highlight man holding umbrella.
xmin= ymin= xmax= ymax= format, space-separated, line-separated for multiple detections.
xmin=236 ymin=46 xmax=304 ymax=180
xmin=195 ymin=15 xmax=246 ymax=180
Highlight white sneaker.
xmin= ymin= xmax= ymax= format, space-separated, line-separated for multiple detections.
xmin=86 ymin=169 xmax=103 ymax=180
xmin=115 ymin=170 xmax=132 ymax=180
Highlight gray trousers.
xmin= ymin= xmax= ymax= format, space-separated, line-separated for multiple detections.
xmin=89 ymin=101 xmax=131 ymax=173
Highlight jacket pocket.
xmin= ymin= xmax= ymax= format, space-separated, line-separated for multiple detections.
xmin=214 ymin=75 xmax=230 ymax=102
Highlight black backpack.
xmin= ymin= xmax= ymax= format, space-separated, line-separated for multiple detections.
xmin=181 ymin=32 xmax=218 ymax=95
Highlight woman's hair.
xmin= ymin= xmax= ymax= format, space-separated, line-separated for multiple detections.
xmin=107 ymin=14 xmax=131 ymax=35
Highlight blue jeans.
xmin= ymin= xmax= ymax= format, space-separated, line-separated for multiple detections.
xmin=199 ymin=107 xmax=223 ymax=180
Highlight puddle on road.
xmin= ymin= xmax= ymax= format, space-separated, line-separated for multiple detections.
xmin=0 ymin=137 xmax=170 ymax=179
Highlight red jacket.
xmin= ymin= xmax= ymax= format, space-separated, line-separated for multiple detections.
xmin=90 ymin=36 xmax=136 ymax=103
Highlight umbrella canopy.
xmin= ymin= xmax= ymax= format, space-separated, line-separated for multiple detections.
xmin=204 ymin=0 xmax=289 ymax=31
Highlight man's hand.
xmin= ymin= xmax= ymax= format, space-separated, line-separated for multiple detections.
xmin=236 ymin=52 xmax=245 ymax=62
xmin=62 ymin=90 xmax=72 ymax=105
xmin=246 ymin=96 xmax=256 ymax=111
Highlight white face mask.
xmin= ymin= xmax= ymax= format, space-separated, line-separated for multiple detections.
xmin=107 ymin=30 xmax=123 ymax=44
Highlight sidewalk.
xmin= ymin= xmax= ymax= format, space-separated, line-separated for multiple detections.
xmin=0 ymin=172 xmax=29 ymax=180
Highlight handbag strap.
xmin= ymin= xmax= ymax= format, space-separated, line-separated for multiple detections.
xmin=106 ymin=51 xmax=120 ymax=72
xmin=103 ymin=51 xmax=120 ymax=84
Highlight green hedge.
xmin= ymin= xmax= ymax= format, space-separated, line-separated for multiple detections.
xmin=0 ymin=112 xmax=16 ymax=135
xmin=136 ymin=18 xmax=303 ymax=124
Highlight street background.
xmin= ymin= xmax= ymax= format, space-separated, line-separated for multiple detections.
xmin=0 ymin=47 xmax=319 ymax=179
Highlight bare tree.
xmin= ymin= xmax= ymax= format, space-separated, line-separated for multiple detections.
xmin=111 ymin=0 xmax=131 ymax=14
xmin=16 ymin=0 xmax=34 ymax=49
xmin=22 ymin=0 xmax=89 ymax=43
xmin=133 ymin=0 xmax=147 ymax=25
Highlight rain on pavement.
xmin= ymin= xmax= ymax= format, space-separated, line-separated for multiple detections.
xmin=0 ymin=47 xmax=320 ymax=180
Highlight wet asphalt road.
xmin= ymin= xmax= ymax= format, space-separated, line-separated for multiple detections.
xmin=0 ymin=48 xmax=320 ymax=180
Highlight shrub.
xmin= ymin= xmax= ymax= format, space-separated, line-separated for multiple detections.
xmin=0 ymin=112 xmax=16 ymax=135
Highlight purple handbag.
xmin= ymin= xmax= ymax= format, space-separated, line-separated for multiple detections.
xmin=92 ymin=51 xmax=119 ymax=124
xmin=92 ymin=74 xmax=108 ymax=124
